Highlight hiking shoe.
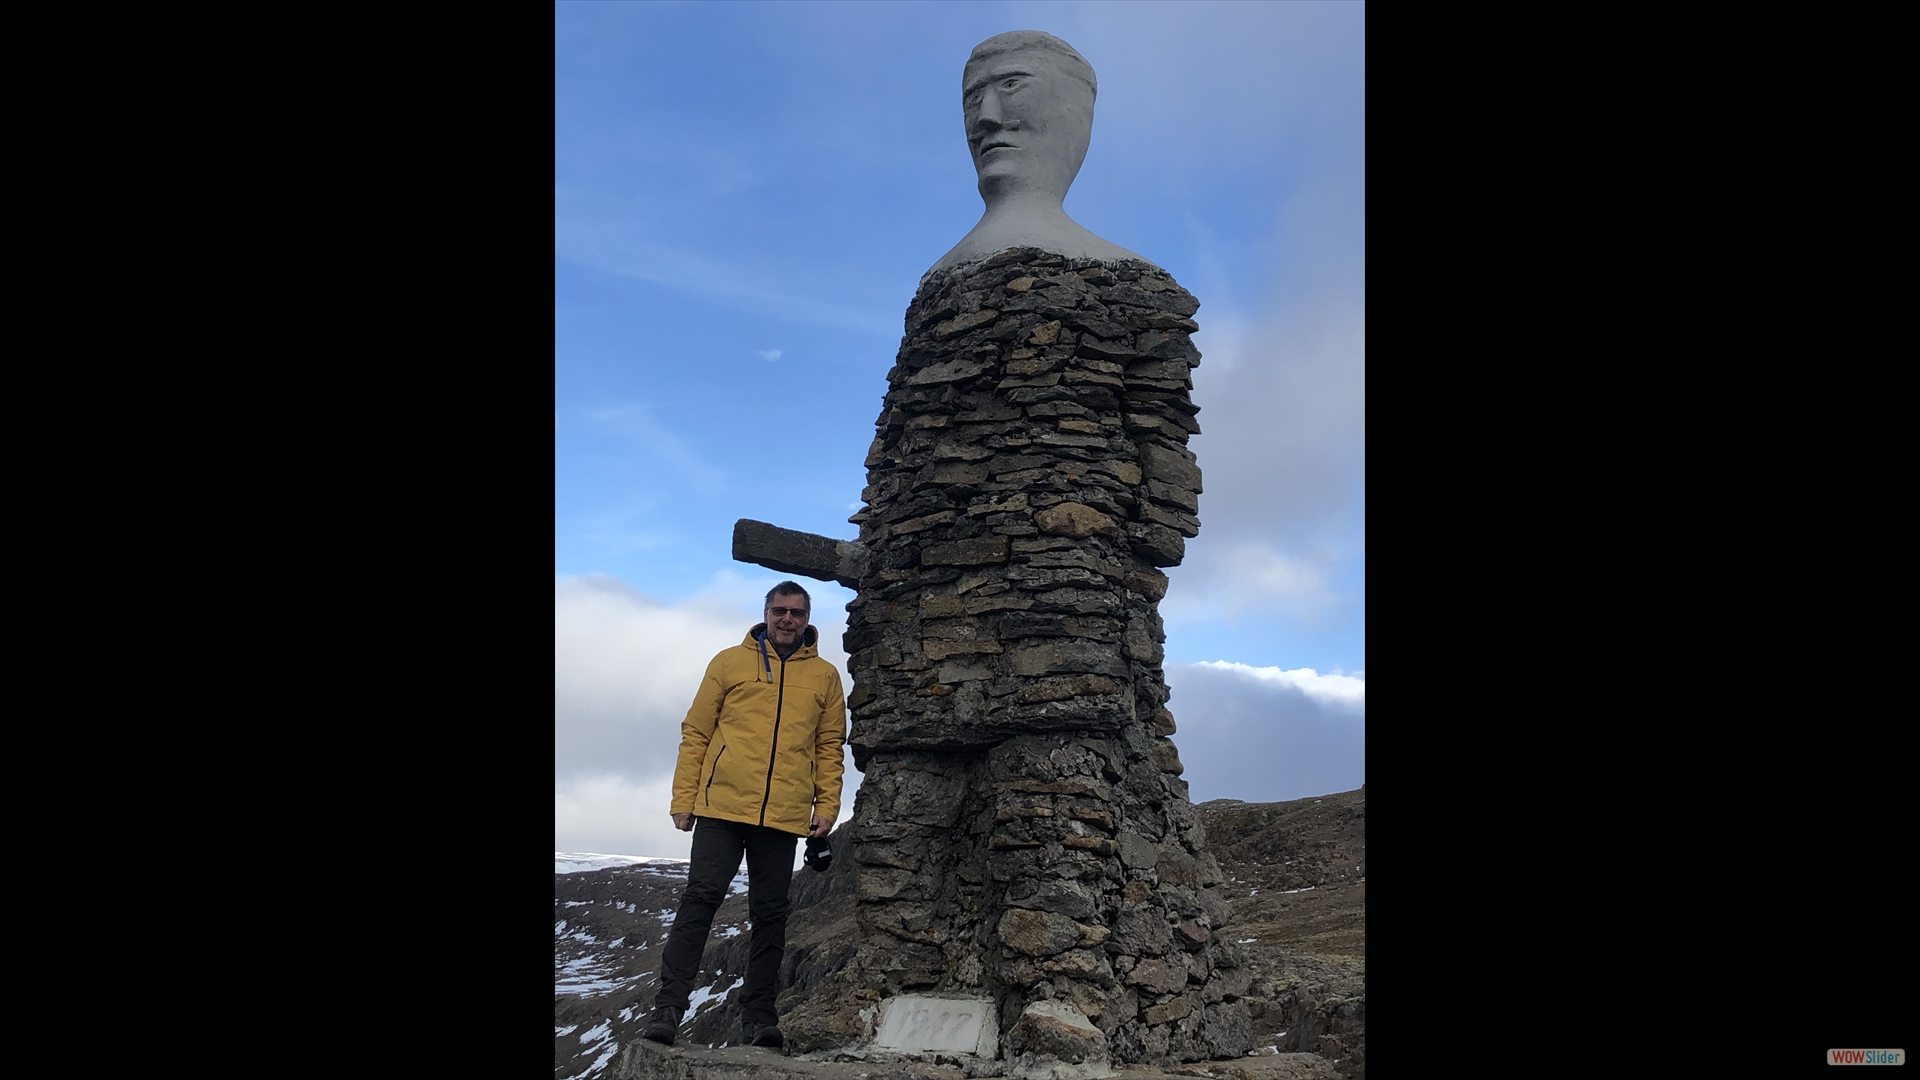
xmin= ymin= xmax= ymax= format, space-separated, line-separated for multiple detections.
xmin=748 ymin=1024 xmax=785 ymax=1050
xmin=641 ymin=1005 xmax=682 ymax=1046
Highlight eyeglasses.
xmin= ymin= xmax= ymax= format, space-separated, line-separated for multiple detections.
xmin=768 ymin=606 xmax=810 ymax=619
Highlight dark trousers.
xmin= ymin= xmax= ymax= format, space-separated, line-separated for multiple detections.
xmin=657 ymin=816 xmax=798 ymax=1029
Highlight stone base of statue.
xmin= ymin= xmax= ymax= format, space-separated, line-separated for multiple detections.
xmin=745 ymin=249 xmax=1248 ymax=1071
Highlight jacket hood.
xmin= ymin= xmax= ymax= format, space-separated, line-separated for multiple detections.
xmin=744 ymin=623 xmax=819 ymax=681
xmin=744 ymin=624 xmax=818 ymax=651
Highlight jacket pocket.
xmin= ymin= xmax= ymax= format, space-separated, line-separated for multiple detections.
xmin=704 ymin=745 xmax=727 ymax=806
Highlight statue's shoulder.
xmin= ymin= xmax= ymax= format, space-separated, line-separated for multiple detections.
xmin=926 ymin=241 xmax=1161 ymax=282
xmin=927 ymin=210 xmax=1159 ymax=279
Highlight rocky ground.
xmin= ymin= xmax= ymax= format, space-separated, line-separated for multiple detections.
xmin=1197 ymin=788 xmax=1365 ymax=1078
xmin=557 ymin=785 xmax=1364 ymax=1080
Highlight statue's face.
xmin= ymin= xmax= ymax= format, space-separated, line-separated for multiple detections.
xmin=962 ymin=50 xmax=1094 ymax=200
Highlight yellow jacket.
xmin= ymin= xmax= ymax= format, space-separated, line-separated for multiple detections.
xmin=670 ymin=624 xmax=847 ymax=836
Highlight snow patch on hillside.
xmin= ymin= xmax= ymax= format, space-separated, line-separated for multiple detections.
xmin=688 ymin=977 xmax=744 ymax=1016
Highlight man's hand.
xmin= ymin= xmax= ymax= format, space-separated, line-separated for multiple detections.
xmin=809 ymin=815 xmax=831 ymax=838
xmin=673 ymin=813 xmax=694 ymax=832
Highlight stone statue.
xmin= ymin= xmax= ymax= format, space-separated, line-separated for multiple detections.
xmin=723 ymin=31 xmax=1242 ymax=1077
xmin=931 ymin=31 xmax=1147 ymax=275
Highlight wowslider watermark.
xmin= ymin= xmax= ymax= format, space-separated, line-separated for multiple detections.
xmin=1828 ymin=1048 xmax=1905 ymax=1066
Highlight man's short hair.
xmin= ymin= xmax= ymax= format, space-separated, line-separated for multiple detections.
xmin=765 ymin=581 xmax=811 ymax=611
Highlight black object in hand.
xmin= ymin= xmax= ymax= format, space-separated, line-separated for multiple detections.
xmin=803 ymin=834 xmax=832 ymax=872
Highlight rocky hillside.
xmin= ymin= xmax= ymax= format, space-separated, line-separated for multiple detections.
xmin=554 ymin=857 xmax=758 ymax=1077
xmin=1197 ymin=787 xmax=1365 ymax=1079
xmin=556 ymin=786 xmax=1364 ymax=1079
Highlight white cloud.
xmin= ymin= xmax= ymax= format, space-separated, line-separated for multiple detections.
xmin=1161 ymin=542 xmax=1340 ymax=626
xmin=1063 ymin=6 xmax=1368 ymax=642
xmin=758 ymin=348 xmax=782 ymax=361
xmin=1165 ymin=661 xmax=1365 ymax=804
xmin=1184 ymin=295 xmax=1364 ymax=537
xmin=1188 ymin=661 xmax=1364 ymax=713
xmin=554 ymin=571 xmax=855 ymax=857
xmin=555 ymin=773 xmax=690 ymax=862
xmin=554 ymin=574 xmax=755 ymax=781
xmin=1162 ymin=292 xmax=1363 ymax=627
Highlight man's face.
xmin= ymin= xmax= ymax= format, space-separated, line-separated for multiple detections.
xmin=765 ymin=594 xmax=810 ymax=648
xmin=962 ymin=51 xmax=1093 ymax=199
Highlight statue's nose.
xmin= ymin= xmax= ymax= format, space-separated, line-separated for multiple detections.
xmin=975 ymin=88 xmax=1004 ymax=130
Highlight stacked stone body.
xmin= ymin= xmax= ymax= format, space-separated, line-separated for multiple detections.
xmin=835 ymin=248 xmax=1252 ymax=1067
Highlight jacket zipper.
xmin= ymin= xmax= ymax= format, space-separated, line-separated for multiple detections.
xmin=705 ymin=745 xmax=727 ymax=806
xmin=760 ymin=652 xmax=786 ymax=826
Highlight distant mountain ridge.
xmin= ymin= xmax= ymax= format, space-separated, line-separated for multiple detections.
xmin=557 ymin=853 xmax=696 ymax=875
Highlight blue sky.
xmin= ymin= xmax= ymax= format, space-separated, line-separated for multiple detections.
xmin=555 ymin=1 xmax=1364 ymax=857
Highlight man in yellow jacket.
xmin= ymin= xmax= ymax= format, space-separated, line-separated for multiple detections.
xmin=642 ymin=581 xmax=846 ymax=1050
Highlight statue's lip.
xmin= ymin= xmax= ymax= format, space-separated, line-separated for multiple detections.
xmin=979 ymin=140 xmax=1018 ymax=153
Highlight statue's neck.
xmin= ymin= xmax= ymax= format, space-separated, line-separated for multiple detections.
xmin=979 ymin=190 xmax=1070 ymax=223
xmin=931 ymin=179 xmax=1148 ymax=275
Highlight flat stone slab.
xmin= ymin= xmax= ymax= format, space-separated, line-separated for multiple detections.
xmin=874 ymin=996 xmax=998 ymax=1057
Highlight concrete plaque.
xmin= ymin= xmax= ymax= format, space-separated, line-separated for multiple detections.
xmin=872 ymin=995 xmax=999 ymax=1057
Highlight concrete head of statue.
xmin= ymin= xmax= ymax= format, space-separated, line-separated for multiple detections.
xmin=930 ymin=31 xmax=1144 ymax=273
xmin=962 ymin=31 xmax=1098 ymax=206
